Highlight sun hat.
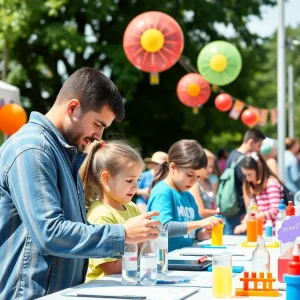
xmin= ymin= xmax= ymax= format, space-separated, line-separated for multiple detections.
xmin=144 ymin=151 xmax=168 ymax=164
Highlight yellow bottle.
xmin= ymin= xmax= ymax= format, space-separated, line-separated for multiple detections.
xmin=212 ymin=209 xmax=224 ymax=246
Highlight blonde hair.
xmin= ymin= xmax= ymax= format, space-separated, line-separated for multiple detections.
xmin=204 ymin=149 xmax=215 ymax=159
xmin=80 ymin=140 xmax=144 ymax=209
xmin=285 ymin=137 xmax=299 ymax=150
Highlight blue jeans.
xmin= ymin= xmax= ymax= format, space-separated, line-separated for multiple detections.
xmin=223 ymin=211 xmax=245 ymax=235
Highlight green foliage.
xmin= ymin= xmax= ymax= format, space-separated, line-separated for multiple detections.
xmin=252 ymin=25 xmax=300 ymax=140
xmin=0 ymin=0 xmax=278 ymax=155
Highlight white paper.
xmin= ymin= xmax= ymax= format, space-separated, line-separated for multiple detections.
xmin=67 ymin=286 xmax=199 ymax=300
xmin=170 ymin=247 xmax=252 ymax=261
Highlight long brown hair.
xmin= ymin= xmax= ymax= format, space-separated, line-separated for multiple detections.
xmin=80 ymin=140 xmax=144 ymax=209
xmin=151 ymin=139 xmax=207 ymax=189
xmin=241 ymin=152 xmax=283 ymax=196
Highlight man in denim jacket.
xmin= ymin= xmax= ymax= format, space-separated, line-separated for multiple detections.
xmin=0 ymin=68 xmax=160 ymax=299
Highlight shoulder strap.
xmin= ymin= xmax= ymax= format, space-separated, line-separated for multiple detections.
xmin=230 ymin=155 xmax=245 ymax=168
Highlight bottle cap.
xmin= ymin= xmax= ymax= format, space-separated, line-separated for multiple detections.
xmin=288 ymin=242 xmax=300 ymax=275
xmin=214 ymin=207 xmax=222 ymax=218
xmin=257 ymin=236 xmax=265 ymax=245
xmin=286 ymin=201 xmax=295 ymax=216
xmin=278 ymin=199 xmax=286 ymax=210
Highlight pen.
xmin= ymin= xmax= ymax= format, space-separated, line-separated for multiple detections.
xmin=156 ymin=279 xmax=191 ymax=284
xmin=76 ymin=294 xmax=146 ymax=299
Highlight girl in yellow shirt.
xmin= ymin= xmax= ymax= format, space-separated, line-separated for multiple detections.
xmin=80 ymin=140 xmax=144 ymax=282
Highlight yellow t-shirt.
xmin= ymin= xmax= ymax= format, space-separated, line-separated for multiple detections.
xmin=85 ymin=201 xmax=140 ymax=282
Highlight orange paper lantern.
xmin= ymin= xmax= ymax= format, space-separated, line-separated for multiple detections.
xmin=215 ymin=93 xmax=233 ymax=112
xmin=241 ymin=109 xmax=259 ymax=127
xmin=0 ymin=103 xmax=27 ymax=135
xmin=177 ymin=73 xmax=211 ymax=113
xmin=123 ymin=11 xmax=184 ymax=84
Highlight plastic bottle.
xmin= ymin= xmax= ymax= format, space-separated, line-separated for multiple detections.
xmin=154 ymin=230 xmax=168 ymax=279
xmin=294 ymin=191 xmax=300 ymax=207
xmin=247 ymin=212 xmax=258 ymax=243
xmin=212 ymin=208 xmax=224 ymax=246
xmin=252 ymin=237 xmax=270 ymax=273
xmin=122 ymin=244 xmax=138 ymax=285
xmin=275 ymin=199 xmax=286 ymax=236
xmin=280 ymin=201 xmax=295 ymax=255
xmin=265 ymin=220 xmax=273 ymax=244
xmin=284 ymin=238 xmax=300 ymax=300
xmin=247 ymin=199 xmax=256 ymax=216
xmin=252 ymin=204 xmax=263 ymax=238
xmin=139 ymin=241 xmax=157 ymax=286
xmin=286 ymin=201 xmax=296 ymax=217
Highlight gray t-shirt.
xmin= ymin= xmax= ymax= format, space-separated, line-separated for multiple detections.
xmin=198 ymin=181 xmax=215 ymax=209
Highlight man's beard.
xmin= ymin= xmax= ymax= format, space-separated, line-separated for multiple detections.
xmin=64 ymin=125 xmax=83 ymax=152
xmin=64 ymin=125 xmax=94 ymax=153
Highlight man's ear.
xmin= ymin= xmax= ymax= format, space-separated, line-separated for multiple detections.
xmin=66 ymin=99 xmax=81 ymax=119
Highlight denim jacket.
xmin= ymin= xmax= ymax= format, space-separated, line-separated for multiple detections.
xmin=0 ymin=112 xmax=125 ymax=299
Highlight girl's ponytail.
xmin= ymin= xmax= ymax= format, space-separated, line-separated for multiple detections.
xmin=79 ymin=141 xmax=104 ymax=209
xmin=151 ymin=162 xmax=169 ymax=190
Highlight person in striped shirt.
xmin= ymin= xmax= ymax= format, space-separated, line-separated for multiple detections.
xmin=234 ymin=152 xmax=284 ymax=234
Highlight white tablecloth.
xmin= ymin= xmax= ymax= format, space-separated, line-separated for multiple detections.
xmin=37 ymin=236 xmax=286 ymax=299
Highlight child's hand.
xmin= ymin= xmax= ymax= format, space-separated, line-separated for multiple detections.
xmin=234 ymin=223 xmax=247 ymax=235
xmin=124 ymin=211 xmax=161 ymax=244
xmin=198 ymin=216 xmax=223 ymax=229
xmin=197 ymin=227 xmax=212 ymax=240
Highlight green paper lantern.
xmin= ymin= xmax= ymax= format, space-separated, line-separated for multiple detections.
xmin=197 ymin=41 xmax=242 ymax=86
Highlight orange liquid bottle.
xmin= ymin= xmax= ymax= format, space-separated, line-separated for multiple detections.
xmin=247 ymin=212 xmax=258 ymax=242
xmin=252 ymin=204 xmax=263 ymax=237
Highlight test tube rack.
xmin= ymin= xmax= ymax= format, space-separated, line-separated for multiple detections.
xmin=235 ymin=272 xmax=279 ymax=297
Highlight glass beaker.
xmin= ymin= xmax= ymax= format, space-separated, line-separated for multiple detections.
xmin=212 ymin=253 xmax=232 ymax=298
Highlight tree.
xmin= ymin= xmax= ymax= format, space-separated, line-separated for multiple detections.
xmin=0 ymin=0 xmax=276 ymax=154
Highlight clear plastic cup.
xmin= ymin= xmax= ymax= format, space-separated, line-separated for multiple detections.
xmin=212 ymin=253 xmax=232 ymax=298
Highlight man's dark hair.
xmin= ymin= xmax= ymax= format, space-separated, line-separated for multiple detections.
xmin=56 ymin=67 xmax=124 ymax=121
xmin=243 ymin=128 xmax=265 ymax=143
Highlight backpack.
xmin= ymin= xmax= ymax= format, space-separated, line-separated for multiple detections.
xmin=283 ymin=185 xmax=295 ymax=205
xmin=216 ymin=155 xmax=245 ymax=217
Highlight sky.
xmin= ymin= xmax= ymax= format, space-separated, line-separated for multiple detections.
xmin=247 ymin=0 xmax=300 ymax=37
xmin=215 ymin=0 xmax=300 ymax=38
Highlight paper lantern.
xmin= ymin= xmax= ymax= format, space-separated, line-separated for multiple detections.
xmin=241 ymin=109 xmax=259 ymax=127
xmin=177 ymin=73 xmax=211 ymax=114
xmin=197 ymin=41 xmax=242 ymax=86
xmin=0 ymin=103 xmax=27 ymax=135
xmin=123 ymin=11 xmax=184 ymax=84
xmin=215 ymin=93 xmax=233 ymax=112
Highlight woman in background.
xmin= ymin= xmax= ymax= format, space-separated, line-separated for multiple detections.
xmin=284 ymin=137 xmax=300 ymax=193
xmin=136 ymin=151 xmax=168 ymax=213
xmin=189 ymin=149 xmax=217 ymax=218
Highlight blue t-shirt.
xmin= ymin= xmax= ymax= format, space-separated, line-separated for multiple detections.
xmin=136 ymin=170 xmax=154 ymax=205
xmin=147 ymin=181 xmax=202 ymax=252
